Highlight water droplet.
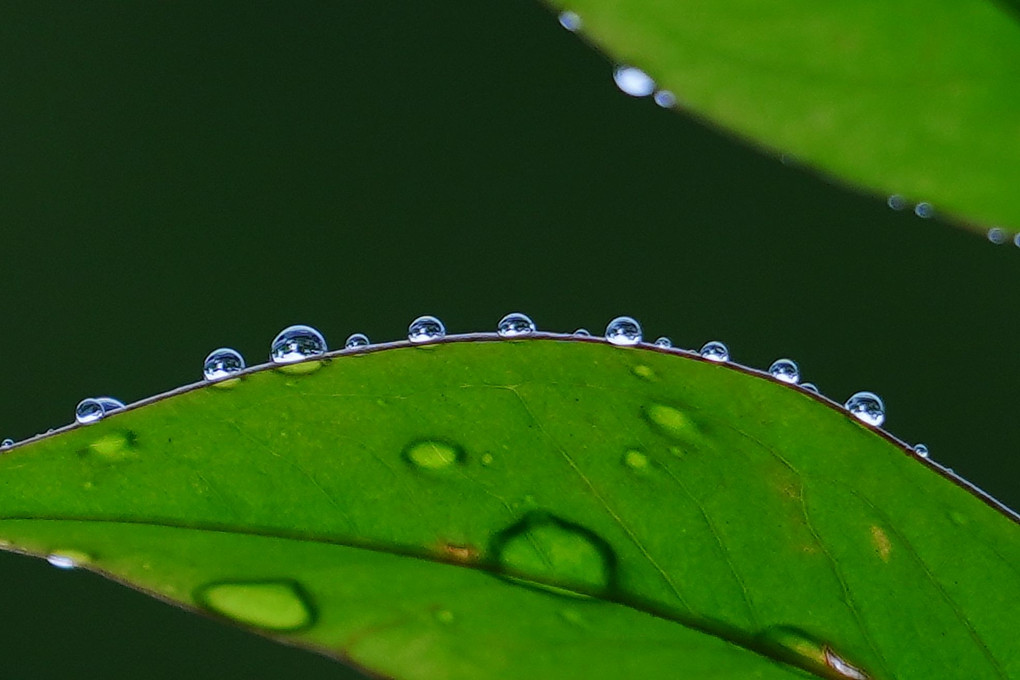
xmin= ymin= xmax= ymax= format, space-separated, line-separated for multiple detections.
xmin=987 ymin=227 xmax=1008 ymax=244
xmin=46 ymin=553 xmax=80 ymax=570
xmin=1 ymin=438 xmax=13 ymax=448
xmin=497 ymin=312 xmax=537 ymax=337
xmin=631 ymin=364 xmax=655 ymax=381
xmin=404 ymin=440 xmax=463 ymax=470
xmin=887 ymin=194 xmax=907 ymax=210
xmin=480 ymin=453 xmax=494 ymax=466
xmin=768 ymin=358 xmax=800 ymax=384
xmin=761 ymin=626 xmax=869 ymax=679
xmin=644 ymin=403 xmax=693 ymax=440
xmin=203 ymin=348 xmax=245 ymax=381
xmin=913 ymin=443 xmax=929 ymax=458
xmin=434 ymin=609 xmax=455 ymax=624
xmin=800 ymin=383 xmax=819 ymax=393
xmin=572 ymin=328 xmax=591 ymax=337
xmin=408 ymin=315 xmax=446 ymax=343
xmin=492 ymin=512 xmax=616 ymax=597
xmin=270 ymin=325 xmax=327 ymax=364
xmin=914 ymin=202 xmax=934 ymax=218
xmin=605 ymin=316 xmax=642 ymax=346
xmin=345 ymin=333 xmax=370 ymax=349
xmin=845 ymin=391 xmax=885 ymax=427
xmin=612 ymin=66 xmax=655 ymax=97
xmin=557 ymin=10 xmax=581 ymax=31
xmin=653 ymin=336 xmax=672 ymax=348
xmin=622 ymin=449 xmax=649 ymax=471
xmin=1014 ymin=233 xmax=1020 ymax=248
xmin=699 ymin=341 xmax=729 ymax=362
xmin=75 ymin=396 xmax=124 ymax=425
xmin=653 ymin=90 xmax=676 ymax=108
xmin=197 ymin=580 xmax=314 ymax=632
xmin=90 ymin=431 xmax=133 ymax=458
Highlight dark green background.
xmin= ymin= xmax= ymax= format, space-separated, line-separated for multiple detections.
xmin=1 ymin=2 xmax=1016 ymax=678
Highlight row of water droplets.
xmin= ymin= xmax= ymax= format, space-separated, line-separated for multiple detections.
xmin=557 ymin=10 xmax=677 ymax=109
xmin=24 ymin=312 xmax=925 ymax=460
xmin=888 ymin=197 xmax=1017 ymax=245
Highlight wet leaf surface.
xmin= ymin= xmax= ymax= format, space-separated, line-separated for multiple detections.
xmin=1 ymin=337 xmax=1017 ymax=679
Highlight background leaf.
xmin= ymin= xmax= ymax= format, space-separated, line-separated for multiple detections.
xmin=2 ymin=338 xmax=1017 ymax=679
xmin=1 ymin=2 xmax=1019 ymax=678
xmin=548 ymin=0 xmax=1020 ymax=233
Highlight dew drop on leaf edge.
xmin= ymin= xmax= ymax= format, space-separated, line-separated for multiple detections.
xmin=557 ymin=10 xmax=581 ymax=31
xmin=345 ymin=333 xmax=370 ymax=349
xmin=75 ymin=396 xmax=124 ymax=425
xmin=605 ymin=316 xmax=642 ymax=346
xmin=270 ymin=325 xmax=327 ymax=364
xmin=768 ymin=358 xmax=800 ymax=384
xmin=613 ymin=66 xmax=655 ymax=97
xmin=845 ymin=391 xmax=885 ymax=427
xmin=700 ymin=341 xmax=729 ymax=362
xmin=203 ymin=347 xmax=245 ymax=381
xmin=408 ymin=315 xmax=446 ymax=343
xmin=497 ymin=312 xmax=537 ymax=337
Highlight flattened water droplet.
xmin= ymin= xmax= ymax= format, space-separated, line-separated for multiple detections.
xmin=613 ymin=66 xmax=655 ymax=97
xmin=622 ymin=449 xmax=649 ymax=471
xmin=644 ymin=403 xmax=694 ymax=440
xmin=492 ymin=512 xmax=615 ymax=597
xmin=700 ymin=341 xmax=729 ymax=362
xmin=653 ymin=336 xmax=672 ymax=348
xmin=203 ymin=348 xmax=245 ymax=381
xmin=497 ymin=312 xmax=536 ymax=337
xmin=557 ymin=10 xmax=581 ymax=31
xmin=345 ymin=333 xmax=370 ymax=349
xmin=768 ymin=358 xmax=800 ymax=384
xmin=605 ymin=316 xmax=642 ymax=345
xmin=914 ymin=201 xmax=934 ymax=218
xmin=845 ymin=391 xmax=885 ymax=426
xmin=631 ymin=364 xmax=655 ymax=381
xmin=653 ymin=90 xmax=676 ymax=108
xmin=801 ymin=382 xmax=819 ymax=393
xmin=46 ymin=554 xmax=79 ymax=570
xmin=761 ymin=626 xmax=870 ymax=679
xmin=480 ymin=453 xmax=494 ymax=466
xmin=90 ymin=430 xmax=133 ymax=458
xmin=408 ymin=315 xmax=446 ymax=343
xmin=197 ymin=580 xmax=314 ymax=632
xmin=1 ymin=438 xmax=13 ymax=448
xmin=987 ymin=227 xmax=1007 ymax=244
xmin=913 ymin=443 xmax=929 ymax=458
xmin=270 ymin=325 xmax=326 ymax=364
xmin=404 ymin=440 xmax=463 ymax=470
xmin=572 ymin=328 xmax=591 ymax=337
xmin=75 ymin=396 xmax=124 ymax=424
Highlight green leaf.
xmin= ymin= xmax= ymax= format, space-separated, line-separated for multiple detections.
xmin=1 ymin=338 xmax=1017 ymax=679
xmin=548 ymin=0 xmax=1020 ymax=233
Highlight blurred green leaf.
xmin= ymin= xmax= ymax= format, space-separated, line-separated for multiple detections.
xmin=0 ymin=338 xmax=1016 ymax=679
xmin=549 ymin=0 xmax=1020 ymax=233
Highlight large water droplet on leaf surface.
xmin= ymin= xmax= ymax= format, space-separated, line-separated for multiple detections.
xmin=197 ymin=580 xmax=315 ymax=632
xmin=270 ymin=325 xmax=327 ymax=364
xmin=492 ymin=512 xmax=616 ymax=598
xmin=403 ymin=440 xmax=463 ymax=470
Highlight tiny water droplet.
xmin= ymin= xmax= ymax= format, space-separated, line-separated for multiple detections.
xmin=408 ymin=315 xmax=446 ymax=343
xmin=497 ymin=312 xmax=537 ymax=337
xmin=1 ymin=438 xmax=13 ymax=448
xmin=914 ymin=202 xmax=934 ymax=218
xmin=493 ymin=512 xmax=616 ymax=597
xmin=768 ymin=358 xmax=800 ymax=384
xmin=480 ymin=453 xmax=494 ymax=466
xmin=800 ymin=383 xmax=819 ymax=393
xmin=605 ymin=316 xmax=642 ymax=345
xmin=653 ymin=90 xmax=676 ymax=108
xmin=572 ymin=328 xmax=591 ymax=337
xmin=653 ymin=336 xmax=672 ymax=348
xmin=631 ymin=364 xmax=655 ymax=380
xmin=845 ymin=391 xmax=885 ymax=426
xmin=46 ymin=554 xmax=78 ymax=570
xmin=913 ymin=443 xmax=929 ymax=458
xmin=434 ymin=609 xmax=455 ymax=624
xmin=75 ymin=397 xmax=124 ymax=425
xmin=203 ymin=348 xmax=245 ymax=381
xmin=700 ymin=341 xmax=729 ymax=362
xmin=557 ymin=10 xmax=581 ymax=31
xmin=612 ymin=66 xmax=655 ymax=97
xmin=644 ymin=403 xmax=694 ymax=441
xmin=622 ymin=449 xmax=649 ymax=471
xmin=988 ymin=227 xmax=1007 ymax=244
xmin=887 ymin=194 xmax=907 ymax=210
xmin=404 ymin=440 xmax=462 ymax=470
xmin=197 ymin=580 xmax=314 ymax=632
xmin=345 ymin=333 xmax=370 ymax=349
xmin=1013 ymin=232 xmax=1020 ymax=248
xmin=270 ymin=325 xmax=327 ymax=364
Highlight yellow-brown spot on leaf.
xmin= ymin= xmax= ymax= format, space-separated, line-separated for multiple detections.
xmin=870 ymin=525 xmax=891 ymax=562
